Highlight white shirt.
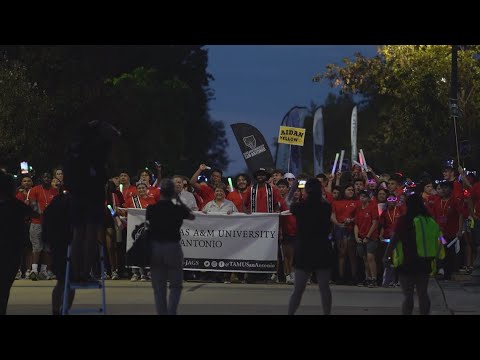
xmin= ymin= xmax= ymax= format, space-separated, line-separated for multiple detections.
xmin=172 ymin=190 xmax=198 ymax=211
xmin=203 ymin=199 xmax=238 ymax=214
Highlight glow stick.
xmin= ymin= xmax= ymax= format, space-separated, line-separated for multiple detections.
xmin=119 ymin=184 xmax=123 ymax=194
xmin=228 ymin=177 xmax=234 ymax=192
xmin=338 ymin=150 xmax=345 ymax=174
xmin=331 ymin=153 xmax=340 ymax=175
xmin=352 ymin=160 xmax=362 ymax=168
xmin=360 ymin=149 xmax=368 ymax=171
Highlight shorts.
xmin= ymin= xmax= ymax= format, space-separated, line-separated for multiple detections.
xmin=356 ymin=240 xmax=378 ymax=257
xmin=334 ymin=226 xmax=353 ymax=244
xmin=30 ymin=223 xmax=51 ymax=253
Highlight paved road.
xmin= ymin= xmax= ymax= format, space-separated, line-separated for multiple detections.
xmin=7 ymin=278 xmax=451 ymax=315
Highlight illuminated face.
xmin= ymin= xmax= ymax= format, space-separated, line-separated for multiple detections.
xmin=359 ymin=194 xmax=369 ymax=204
xmin=344 ymin=186 xmax=354 ymax=199
xmin=137 ymin=184 xmax=148 ymax=197
xmin=174 ymin=177 xmax=184 ymax=193
xmin=424 ymin=183 xmax=433 ymax=195
xmin=214 ymin=187 xmax=225 ymax=200
xmin=332 ymin=189 xmax=340 ymax=199
xmin=211 ymin=171 xmax=222 ymax=185
xmin=387 ymin=180 xmax=398 ymax=192
xmin=272 ymin=172 xmax=283 ymax=183
xmin=111 ymin=176 xmax=120 ymax=187
xmin=119 ymin=173 xmax=130 ymax=185
xmin=443 ymin=168 xmax=454 ymax=180
xmin=354 ymin=181 xmax=364 ymax=192
xmin=367 ymin=179 xmax=377 ymax=190
xmin=377 ymin=190 xmax=387 ymax=202
xmin=140 ymin=172 xmax=151 ymax=184
xmin=54 ymin=169 xmax=64 ymax=182
xmin=51 ymin=178 xmax=60 ymax=189
xmin=277 ymin=184 xmax=289 ymax=197
xmin=21 ymin=177 xmax=33 ymax=189
xmin=236 ymin=176 xmax=248 ymax=191
xmin=42 ymin=173 xmax=52 ymax=185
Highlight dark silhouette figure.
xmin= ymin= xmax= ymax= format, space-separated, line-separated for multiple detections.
xmin=0 ymin=172 xmax=36 ymax=314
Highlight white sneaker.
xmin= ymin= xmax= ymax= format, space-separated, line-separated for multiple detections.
xmin=270 ymin=274 xmax=277 ymax=282
xmin=130 ymin=274 xmax=139 ymax=282
xmin=286 ymin=274 xmax=294 ymax=285
xmin=140 ymin=275 xmax=147 ymax=282
xmin=47 ymin=271 xmax=56 ymax=280
xmin=39 ymin=270 xmax=49 ymax=280
xmin=111 ymin=271 xmax=119 ymax=280
xmin=15 ymin=270 xmax=22 ymax=280
xmin=25 ymin=269 xmax=31 ymax=280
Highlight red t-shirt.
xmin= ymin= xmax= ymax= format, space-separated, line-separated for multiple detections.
xmin=279 ymin=199 xmax=297 ymax=236
xmin=147 ymin=186 xmax=161 ymax=203
xmin=470 ymin=182 xmax=480 ymax=217
xmin=453 ymin=180 xmax=464 ymax=201
xmin=197 ymin=184 xmax=215 ymax=206
xmin=125 ymin=195 xmax=156 ymax=209
xmin=324 ymin=191 xmax=334 ymax=204
xmin=29 ymin=185 xmax=58 ymax=224
xmin=355 ymin=202 xmax=379 ymax=239
xmin=380 ymin=206 xmax=403 ymax=239
xmin=332 ymin=199 xmax=359 ymax=229
xmin=431 ymin=196 xmax=463 ymax=238
xmin=226 ymin=188 xmax=251 ymax=213
xmin=16 ymin=189 xmax=33 ymax=204
xmin=251 ymin=185 xmax=280 ymax=213
xmin=121 ymin=185 xmax=137 ymax=204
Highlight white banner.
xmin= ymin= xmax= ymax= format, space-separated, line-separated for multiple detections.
xmin=126 ymin=209 xmax=279 ymax=273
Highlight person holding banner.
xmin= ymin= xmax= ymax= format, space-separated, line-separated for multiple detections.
xmin=226 ymin=173 xmax=251 ymax=213
xmin=146 ymin=178 xmax=195 ymax=315
xmin=288 ymin=178 xmax=334 ymax=315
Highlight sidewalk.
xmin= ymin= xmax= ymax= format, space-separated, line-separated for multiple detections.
xmin=436 ymin=274 xmax=480 ymax=315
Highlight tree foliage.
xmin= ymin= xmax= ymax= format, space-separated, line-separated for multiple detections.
xmin=316 ymin=45 xmax=480 ymax=177
xmin=0 ymin=45 xmax=228 ymax=177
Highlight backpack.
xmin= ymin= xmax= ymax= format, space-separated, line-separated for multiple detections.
xmin=393 ymin=216 xmax=445 ymax=270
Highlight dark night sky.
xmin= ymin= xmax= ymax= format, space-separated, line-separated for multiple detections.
xmin=206 ymin=45 xmax=378 ymax=175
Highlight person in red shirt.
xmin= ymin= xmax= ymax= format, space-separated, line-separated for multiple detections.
xmin=119 ymin=171 xmax=137 ymax=203
xmin=277 ymin=179 xmax=298 ymax=284
xmin=388 ymin=174 xmax=404 ymax=198
xmin=354 ymin=190 xmax=379 ymax=287
xmin=121 ymin=181 xmax=156 ymax=282
xmin=331 ymin=184 xmax=359 ymax=284
xmin=28 ymin=172 xmax=58 ymax=280
xmin=226 ymin=173 xmax=251 ymax=213
xmin=250 ymin=168 xmax=281 ymax=213
xmin=442 ymin=161 xmax=464 ymax=201
xmin=431 ymin=181 xmax=463 ymax=280
xmin=14 ymin=175 xmax=34 ymax=279
xmin=138 ymin=169 xmax=160 ymax=203
xmin=190 ymin=164 xmax=224 ymax=209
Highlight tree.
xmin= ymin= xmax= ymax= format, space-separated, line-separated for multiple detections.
xmin=316 ymin=45 xmax=480 ymax=177
xmin=0 ymin=45 xmax=228 ymax=177
xmin=0 ymin=55 xmax=54 ymax=172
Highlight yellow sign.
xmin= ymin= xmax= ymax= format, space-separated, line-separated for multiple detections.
xmin=278 ymin=126 xmax=306 ymax=146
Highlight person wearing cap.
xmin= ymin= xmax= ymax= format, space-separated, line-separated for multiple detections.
xmin=431 ymin=181 xmax=463 ymax=280
xmin=354 ymin=190 xmax=379 ymax=287
xmin=284 ymin=172 xmax=296 ymax=185
xmin=251 ymin=168 xmax=281 ymax=214
xmin=442 ymin=160 xmax=463 ymax=201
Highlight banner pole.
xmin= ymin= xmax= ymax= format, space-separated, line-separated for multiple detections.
xmin=287 ymin=144 xmax=292 ymax=173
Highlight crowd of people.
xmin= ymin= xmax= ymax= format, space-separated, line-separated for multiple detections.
xmin=2 ymin=156 xmax=480 ymax=315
